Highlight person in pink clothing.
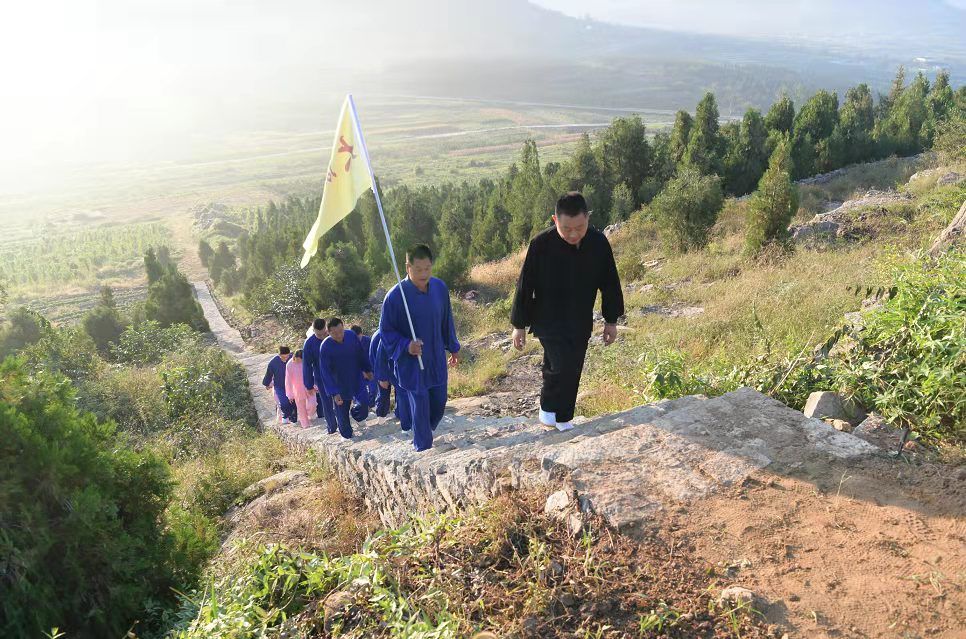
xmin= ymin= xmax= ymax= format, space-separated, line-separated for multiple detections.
xmin=285 ymin=349 xmax=317 ymax=428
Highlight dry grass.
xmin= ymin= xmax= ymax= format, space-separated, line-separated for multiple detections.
xmin=468 ymin=246 xmax=526 ymax=295
xmin=221 ymin=474 xmax=378 ymax=559
xmin=450 ymin=347 xmax=510 ymax=397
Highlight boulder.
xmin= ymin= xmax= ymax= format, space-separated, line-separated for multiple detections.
xmin=791 ymin=220 xmax=839 ymax=243
xmin=803 ymin=391 xmax=866 ymax=426
xmin=937 ymin=171 xmax=964 ymax=186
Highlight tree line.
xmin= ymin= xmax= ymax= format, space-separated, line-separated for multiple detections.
xmin=204 ymin=68 xmax=963 ymax=318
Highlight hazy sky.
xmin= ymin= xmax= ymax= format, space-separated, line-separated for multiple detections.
xmin=533 ymin=0 xmax=966 ymax=36
xmin=1 ymin=0 xmax=962 ymax=193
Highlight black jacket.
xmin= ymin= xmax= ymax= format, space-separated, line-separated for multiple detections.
xmin=510 ymin=226 xmax=624 ymax=340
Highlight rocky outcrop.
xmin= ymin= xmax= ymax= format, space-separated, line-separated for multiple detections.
xmin=790 ymin=189 xmax=913 ymax=245
xmin=193 ymin=282 xmax=879 ymax=536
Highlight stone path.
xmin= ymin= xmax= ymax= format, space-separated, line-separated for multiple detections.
xmin=193 ymin=281 xmax=879 ymax=532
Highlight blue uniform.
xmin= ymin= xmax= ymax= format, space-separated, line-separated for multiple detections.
xmin=302 ymin=332 xmax=337 ymax=432
xmin=379 ymin=277 xmax=460 ymax=451
xmin=319 ymin=330 xmax=372 ymax=438
xmin=262 ymin=354 xmax=295 ymax=421
xmin=369 ymin=329 xmax=411 ymax=431
xmin=359 ymin=334 xmax=378 ymax=407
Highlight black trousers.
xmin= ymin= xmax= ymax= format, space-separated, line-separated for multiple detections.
xmin=538 ymin=336 xmax=589 ymax=423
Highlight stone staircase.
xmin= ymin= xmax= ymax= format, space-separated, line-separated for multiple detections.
xmin=193 ymin=282 xmax=878 ymax=533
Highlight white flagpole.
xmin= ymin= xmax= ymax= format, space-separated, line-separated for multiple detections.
xmin=347 ymin=94 xmax=424 ymax=370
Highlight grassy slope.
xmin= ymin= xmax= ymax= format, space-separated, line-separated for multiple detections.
xmin=451 ymin=155 xmax=965 ymax=417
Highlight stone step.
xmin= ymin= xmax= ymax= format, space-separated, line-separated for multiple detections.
xmin=192 ymin=281 xmax=880 ymax=533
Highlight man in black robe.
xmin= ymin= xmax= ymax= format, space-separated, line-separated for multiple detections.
xmin=510 ymin=191 xmax=624 ymax=431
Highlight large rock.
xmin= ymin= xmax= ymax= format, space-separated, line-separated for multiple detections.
xmin=803 ymin=391 xmax=866 ymax=426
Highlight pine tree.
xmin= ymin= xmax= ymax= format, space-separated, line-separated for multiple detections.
xmin=723 ymin=108 xmax=770 ymax=195
xmin=143 ymin=248 xmax=164 ymax=285
xmin=609 ymin=182 xmax=635 ymax=224
xmin=669 ymin=110 xmax=693 ymax=164
xmin=82 ymin=289 xmax=126 ymax=355
xmin=840 ymin=84 xmax=876 ymax=164
xmin=765 ymin=94 xmax=795 ymax=134
xmin=507 ymin=140 xmax=544 ymax=247
xmin=198 ymin=240 xmax=214 ymax=267
xmin=746 ymin=136 xmax=799 ymax=254
xmin=791 ymin=90 xmax=840 ymax=177
xmin=682 ymin=92 xmax=723 ymax=176
xmin=595 ymin=115 xmax=651 ymax=205
xmin=304 ymin=242 xmax=372 ymax=312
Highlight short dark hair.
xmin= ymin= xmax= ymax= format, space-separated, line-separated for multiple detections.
xmin=327 ymin=317 xmax=343 ymax=330
xmin=312 ymin=318 xmax=326 ymax=331
xmin=294 ymin=349 xmax=303 ymax=359
xmin=406 ymin=244 xmax=434 ymax=264
xmin=350 ymin=325 xmax=363 ymax=335
xmin=279 ymin=346 xmax=290 ymax=355
xmin=555 ymin=192 xmax=589 ymax=217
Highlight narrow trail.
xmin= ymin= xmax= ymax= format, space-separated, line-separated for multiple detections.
xmin=192 ymin=280 xmax=966 ymax=638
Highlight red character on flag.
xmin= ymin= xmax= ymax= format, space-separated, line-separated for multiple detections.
xmin=326 ymin=167 xmax=337 ymax=183
xmin=337 ymin=135 xmax=356 ymax=172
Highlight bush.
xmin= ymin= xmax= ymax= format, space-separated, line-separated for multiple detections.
xmin=20 ymin=325 xmax=103 ymax=383
xmin=113 ymin=320 xmax=201 ymax=365
xmin=830 ymin=250 xmax=965 ymax=443
xmin=0 ymin=306 xmax=49 ymax=358
xmin=0 ymin=359 xmax=179 ymax=637
xmin=650 ymin=167 xmax=724 ymax=252
xmin=77 ymin=366 xmax=169 ymax=440
xmin=82 ymin=303 xmax=127 ymax=355
xmin=158 ymin=347 xmax=257 ymax=426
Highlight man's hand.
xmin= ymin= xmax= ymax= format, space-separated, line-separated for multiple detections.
xmin=333 ymin=394 xmax=343 ymax=406
xmin=602 ymin=323 xmax=618 ymax=346
xmin=408 ymin=339 xmax=423 ymax=357
xmin=512 ymin=328 xmax=526 ymax=351
xmin=379 ymin=380 xmax=390 ymax=389
xmin=363 ymin=371 xmax=373 ymax=381
xmin=448 ymin=351 xmax=460 ymax=367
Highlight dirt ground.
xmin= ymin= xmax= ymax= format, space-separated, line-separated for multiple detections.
xmin=669 ymin=455 xmax=966 ymax=639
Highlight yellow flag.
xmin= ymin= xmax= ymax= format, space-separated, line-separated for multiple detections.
xmin=301 ymin=96 xmax=374 ymax=267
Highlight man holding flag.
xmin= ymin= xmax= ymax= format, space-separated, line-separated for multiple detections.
xmin=301 ymin=94 xmax=435 ymax=447
xmin=380 ymin=244 xmax=460 ymax=451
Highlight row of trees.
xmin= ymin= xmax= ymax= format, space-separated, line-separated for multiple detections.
xmin=212 ymin=68 xmax=962 ymax=317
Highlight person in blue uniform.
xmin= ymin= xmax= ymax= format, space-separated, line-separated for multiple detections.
xmin=351 ymin=325 xmax=378 ymax=408
xmin=318 ymin=317 xmax=374 ymax=438
xmin=379 ymin=244 xmax=460 ymax=452
xmin=262 ymin=346 xmax=295 ymax=423
xmin=302 ymin=318 xmax=337 ymax=432
xmin=369 ymin=328 xmax=412 ymax=431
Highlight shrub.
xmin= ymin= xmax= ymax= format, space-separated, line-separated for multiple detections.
xmin=0 ymin=306 xmax=49 ymax=358
xmin=0 ymin=359 xmax=178 ymax=637
xmin=830 ymin=250 xmax=965 ymax=443
xmin=158 ymin=347 xmax=256 ymax=426
xmin=113 ymin=320 xmax=201 ymax=365
xmin=650 ymin=167 xmax=724 ymax=252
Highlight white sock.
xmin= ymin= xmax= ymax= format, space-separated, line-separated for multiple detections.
xmin=539 ymin=409 xmax=556 ymax=426
xmin=555 ymin=421 xmax=574 ymax=431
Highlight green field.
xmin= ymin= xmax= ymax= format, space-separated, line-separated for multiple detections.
xmin=0 ymin=97 xmax=675 ymax=316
